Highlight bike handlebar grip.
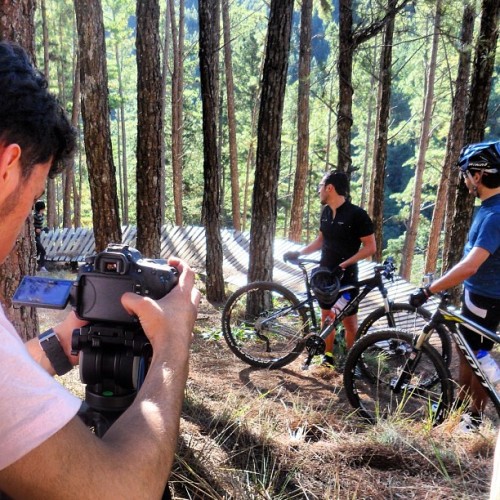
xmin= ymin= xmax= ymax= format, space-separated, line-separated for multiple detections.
xmin=283 ymin=250 xmax=301 ymax=262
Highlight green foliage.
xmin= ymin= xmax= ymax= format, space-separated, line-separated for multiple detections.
xmin=34 ymin=0 xmax=499 ymax=270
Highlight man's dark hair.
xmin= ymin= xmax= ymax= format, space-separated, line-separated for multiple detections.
xmin=0 ymin=42 xmax=76 ymax=178
xmin=324 ymin=170 xmax=349 ymax=197
xmin=480 ymin=170 xmax=500 ymax=189
xmin=35 ymin=200 xmax=46 ymax=212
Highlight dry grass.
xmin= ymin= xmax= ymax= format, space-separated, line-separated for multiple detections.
xmin=37 ymin=268 xmax=498 ymax=499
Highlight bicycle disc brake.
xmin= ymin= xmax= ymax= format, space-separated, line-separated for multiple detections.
xmin=301 ymin=334 xmax=326 ymax=370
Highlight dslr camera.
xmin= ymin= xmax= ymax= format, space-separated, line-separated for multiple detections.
xmin=72 ymin=243 xmax=179 ymax=325
xmin=14 ymin=244 xmax=179 ymax=411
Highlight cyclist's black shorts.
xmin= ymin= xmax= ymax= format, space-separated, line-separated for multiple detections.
xmin=460 ymin=289 xmax=500 ymax=351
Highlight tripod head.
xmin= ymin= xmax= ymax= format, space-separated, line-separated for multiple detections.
xmin=72 ymin=323 xmax=152 ymax=435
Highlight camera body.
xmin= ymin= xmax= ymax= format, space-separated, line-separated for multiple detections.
xmin=72 ymin=243 xmax=179 ymax=325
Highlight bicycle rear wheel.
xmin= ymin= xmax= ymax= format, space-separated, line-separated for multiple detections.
xmin=343 ymin=329 xmax=453 ymax=424
xmin=222 ymin=281 xmax=309 ymax=368
xmin=357 ymin=303 xmax=452 ymax=366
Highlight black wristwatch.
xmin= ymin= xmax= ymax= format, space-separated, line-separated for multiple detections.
xmin=39 ymin=328 xmax=73 ymax=376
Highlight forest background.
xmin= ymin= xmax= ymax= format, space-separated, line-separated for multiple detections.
xmin=0 ymin=0 xmax=498 ymax=337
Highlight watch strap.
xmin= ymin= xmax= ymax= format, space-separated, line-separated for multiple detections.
xmin=39 ymin=328 xmax=73 ymax=376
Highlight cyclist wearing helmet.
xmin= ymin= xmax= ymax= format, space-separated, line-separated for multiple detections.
xmin=411 ymin=141 xmax=500 ymax=431
xmin=284 ymin=170 xmax=376 ymax=367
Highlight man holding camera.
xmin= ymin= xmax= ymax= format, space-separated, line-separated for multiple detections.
xmin=0 ymin=41 xmax=200 ymax=498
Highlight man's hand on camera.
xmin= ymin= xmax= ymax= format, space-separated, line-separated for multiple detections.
xmin=409 ymin=286 xmax=433 ymax=308
xmin=283 ymin=250 xmax=300 ymax=262
xmin=54 ymin=312 xmax=88 ymax=365
xmin=121 ymin=258 xmax=200 ymax=357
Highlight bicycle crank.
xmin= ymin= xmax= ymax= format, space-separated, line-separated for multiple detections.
xmin=301 ymin=335 xmax=326 ymax=370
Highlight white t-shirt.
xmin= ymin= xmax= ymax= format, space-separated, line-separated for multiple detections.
xmin=0 ymin=305 xmax=81 ymax=470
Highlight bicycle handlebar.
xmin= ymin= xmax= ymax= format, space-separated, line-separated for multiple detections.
xmin=284 ymin=255 xmax=396 ymax=281
xmin=283 ymin=257 xmax=320 ymax=266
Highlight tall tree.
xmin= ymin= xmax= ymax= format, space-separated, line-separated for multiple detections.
xmin=199 ymin=0 xmax=225 ymax=302
xmin=426 ymin=4 xmax=475 ymax=275
xmin=444 ymin=0 xmax=499 ymax=300
xmin=288 ymin=0 xmax=312 ymax=242
xmin=248 ymin=0 xmax=294 ymax=283
xmin=222 ymin=0 xmax=241 ymax=231
xmin=370 ymin=0 xmax=397 ymax=263
xmin=160 ymin=0 xmax=171 ymax=225
xmin=0 ymin=0 xmax=38 ymax=341
xmin=41 ymin=0 xmax=57 ymax=229
xmin=136 ymin=0 xmax=163 ymax=257
xmin=336 ymin=0 xmax=410 ymax=176
xmin=400 ymin=0 xmax=442 ymax=280
xmin=74 ymin=0 xmax=121 ymax=251
xmin=113 ymin=28 xmax=130 ymax=226
xmin=63 ymin=56 xmax=80 ymax=228
xmin=169 ymin=0 xmax=185 ymax=226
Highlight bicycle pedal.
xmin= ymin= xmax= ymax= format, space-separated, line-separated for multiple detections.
xmin=301 ymin=354 xmax=313 ymax=370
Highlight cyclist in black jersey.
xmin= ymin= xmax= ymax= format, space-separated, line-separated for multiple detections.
xmin=284 ymin=170 xmax=376 ymax=367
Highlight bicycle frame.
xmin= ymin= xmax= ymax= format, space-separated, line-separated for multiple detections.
xmin=280 ymin=258 xmax=395 ymax=338
xmin=316 ymin=265 xmax=393 ymax=341
xmin=415 ymin=296 xmax=500 ymax=412
xmin=279 ymin=259 xmax=397 ymax=368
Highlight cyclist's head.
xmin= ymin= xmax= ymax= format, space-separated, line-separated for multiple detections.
xmin=457 ymin=141 xmax=500 ymax=189
xmin=323 ymin=170 xmax=349 ymax=196
xmin=310 ymin=267 xmax=340 ymax=309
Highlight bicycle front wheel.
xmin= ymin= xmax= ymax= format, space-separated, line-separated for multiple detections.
xmin=222 ymin=281 xmax=309 ymax=368
xmin=357 ymin=303 xmax=453 ymax=366
xmin=343 ymin=329 xmax=453 ymax=424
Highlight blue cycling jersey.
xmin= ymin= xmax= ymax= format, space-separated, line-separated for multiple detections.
xmin=464 ymin=193 xmax=500 ymax=299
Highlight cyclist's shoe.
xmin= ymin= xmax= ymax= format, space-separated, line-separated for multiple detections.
xmin=456 ymin=412 xmax=482 ymax=433
xmin=321 ymin=353 xmax=335 ymax=369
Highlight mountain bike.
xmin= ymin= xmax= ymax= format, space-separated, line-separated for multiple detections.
xmin=221 ymin=258 xmax=451 ymax=369
xmin=343 ymin=292 xmax=500 ymax=424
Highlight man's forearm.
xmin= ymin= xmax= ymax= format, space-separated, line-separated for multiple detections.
xmin=102 ymin=347 xmax=189 ymax=496
xmin=300 ymin=235 xmax=323 ymax=256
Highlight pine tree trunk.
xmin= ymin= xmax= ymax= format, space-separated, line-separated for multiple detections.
xmin=222 ymin=0 xmax=241 ymax=231
xmin=242 ymin=74 xmax=262 ymax=232
xmin=371 ymin=2 xmax=396 ymax=263
xmin=0 ymin=0 xmax=39 ymax=341
xmin=199 ymin=0 xmax=225 ymax=302
xmin=337 ymin=0 xmax=354 ymax=175
xmin=74 ymin=0 xmax=121 ymax=251
xmin=160 ymin=1 xmax=171 ymax=226
xmin=136 ymin=0 xmax=163 ymax=258
xmin=63 ymin=57 xmax=80 ymax=229
xmin=41 ymin=0 xmax=57 ymax=229
xmin=248 ymin=0 xmax=294 ymax=284
xmin=360 ymin=42 xmax=377 ymax=211
xmin=114 ymin=41 xmax=129 ymax=226
xmin=169 ymin=0 xmax=185 ymax=226
xmin=288 ymin=0 xmax=312 ymax=242
xmin=400 ymin=0 xmax=442 ymax=280
xmin=426 ymin=4 xmax=474 ymax=275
